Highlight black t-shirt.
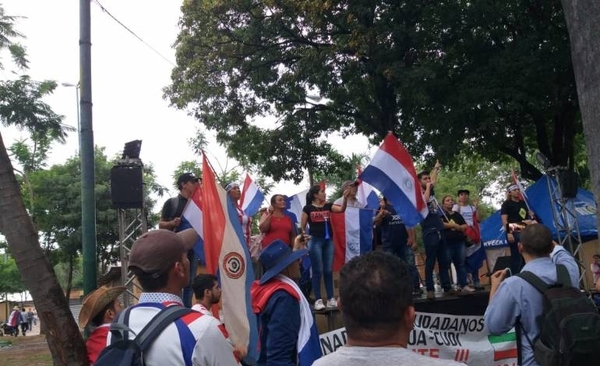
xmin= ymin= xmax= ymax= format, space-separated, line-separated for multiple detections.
xmin=377 ymin=204 xmax=408 ymax=246
xmin=421 ymin=194 xmax=444 ymax=233
xmin=500 ymin=199 xmax=530 ymax=224
xmin=302 ymin=203 xmax=334 ymax=238
xmin=161 ymin=194 xmax=189 ymax=232
xmin=441 ymin=211 xmax=467 ymax=245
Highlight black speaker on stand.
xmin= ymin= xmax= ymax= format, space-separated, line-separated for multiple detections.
xmin=559 ymin=170 xmax=578 ymax=199
xmin=110 ymin=165 xmax=144 ymax=209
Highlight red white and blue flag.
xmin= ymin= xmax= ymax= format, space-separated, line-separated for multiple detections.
xmin=359 ymin=133 xmax=427 ymax=227
xmin=331 ymin=208 xmax=374 ymax=271
xmin=240 ymin=173 xmax=265 ymax=217
xmin=182 ymin=185 xmax=205 ymax=262
xmin=284 ymin=189 xmax=308 ymax=225
xmin=201 ymin=153 xmax=259 ymax=363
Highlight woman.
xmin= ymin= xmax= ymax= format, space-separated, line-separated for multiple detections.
xmin=300 ymin=184 xmax=349 ymax=310
xmin=225 ymin=182 xmax=252 ymax=244
xmin=440 ymin=195 xmax=474 ymax=293
xmin=260 ymin=194 xmax=296 ymax=247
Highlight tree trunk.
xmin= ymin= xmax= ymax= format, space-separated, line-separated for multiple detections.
xmin=65 ymin=254 xmax=74 ymax=303
xmin=560 ymin=1 xmax=600 ymax=237
xmin=0 ymin=132 xmax=88 ymax=365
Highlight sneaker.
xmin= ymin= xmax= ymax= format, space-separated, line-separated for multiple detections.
xmin=473 ymin=284 xmax=485 ymax=291
xmin=461 ymin=285 xmax=476 ymax=293
xmin=412 ymin=288 xmax=423 ymax=297
xmin=426 ymin=291 xmax=435 ymax=300
xmin=314 ymin=299 xmax=325 ymax=311
xmin=326 ymin=298 xmax=337 ymax=309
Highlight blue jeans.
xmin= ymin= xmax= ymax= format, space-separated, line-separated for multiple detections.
xmin=382 ymin=241 xmax=421 ymax=289
xmin=182 ymin=250 xmax=198 ymax=308
xmin=424 ymin=231 xmax=451 ymax=292
xmin=508 ymin=232 xmax=524 ymax=274
xmin=308 ymin=237 xmax=334 ymax=300
xmin=447 ymin=242 xmax=468 ymax=287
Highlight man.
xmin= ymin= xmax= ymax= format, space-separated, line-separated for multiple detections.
xmin=418 ymin=161 xmax=452 ymax=300
xmin=453 ymin=189 xmax=484 ymax=290
xmin=159 ymin=172 xmax=201 ymax=307
xmin=26 ymin=308 xmax=34 ymax=331
xmin=500 ymin=184 xmax=537 ymax=274
xmin=333 ymin=181 xmax=364 ymax=208
xmin=313 ymin=251 xmax=463 ymax=366
xmin=78 ymin=285 xmax=126 ymax=364
xmin=7 ymin=306 xmax=22 ymax=336
xmin=374 ymin=196 xmax=421 ymax=296
xmin=20 ymin=307 xmax=28 ymax=336
xmin=251 ymin=238 xmax=321 ymax=366
xmin=484 ymin=224 xmax=579 ymax=366
xmin=113 ymin=229 xmax=239 ymax=366
xmin=192 ymin=274 xmax=221 ymax=317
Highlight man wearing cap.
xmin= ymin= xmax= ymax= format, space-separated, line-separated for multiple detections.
xmin=159 ymin=172 xmax=201 ymax=307
xmin=7 ymin=306 xmax=23 ymax=336
xmin=78 ymin=286 xmax=125 ymax=364
xmin=501 ymin=184 xmax=537 ymax=274
xmin=225 ymin=182 xmax=252 ymax=245
xmin=251 ymin=238 xmax=322 ymax=366
xmin=114 ymin=229 xmax=239 ymax=365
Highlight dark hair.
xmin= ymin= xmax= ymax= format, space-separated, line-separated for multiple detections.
xmin=306 ymin=185 xmax=321 ymax=203
xmin=270 ymin=194 xmax=284 ymax=206
xmin=520 ymin=224 xmax=553 ymax=257
xmin=339 ymin=251 xmax=413 ymax=340
xmin=192 ymin=274 xmax=218 ymax=300
xmin=131 ymin=267 xmax=170 ymax=292
xmin=90 ymin=299 xmax=117 ymax=327
xmin=417 ymin=171 xmax=430 ymax=180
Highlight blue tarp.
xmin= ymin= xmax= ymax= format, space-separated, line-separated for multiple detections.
xmin=481 ymin=175 xmax=598 ymax=248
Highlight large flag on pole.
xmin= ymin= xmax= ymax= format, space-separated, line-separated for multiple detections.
xmin=331 ymin=208 xmax=374 ymax=271
xmin=182 ymin=185 xmax=205 ymax=263
xmin=201 ymin=153 xmax=259 ymax=362
xmin=359 ymin=132 xmax=428 ymax=227
xmin=240 ymin=173 xmax=265 ymax=217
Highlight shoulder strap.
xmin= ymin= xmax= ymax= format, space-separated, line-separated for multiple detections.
xmin=556 ymin=264 xmax=571 ymax=287
xmin=515 ymin=271 xmax=548 ymax=294
xmin=136 ymin=305 xmax=192 ymax=352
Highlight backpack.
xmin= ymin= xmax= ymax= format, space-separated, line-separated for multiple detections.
xmin=516 ymin=264 xmax=600 ymax=366
xmin=95 ymin=305 xmax=192 ymax=366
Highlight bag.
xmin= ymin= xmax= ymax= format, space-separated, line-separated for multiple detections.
xmin=95 ymin=305 xmax=192 ymax=366
xmin=516 ymin=265 xmax=600 ymax=366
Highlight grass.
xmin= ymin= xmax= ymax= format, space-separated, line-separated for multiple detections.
xmin=0 ymin=335 xmax=52 ymax=366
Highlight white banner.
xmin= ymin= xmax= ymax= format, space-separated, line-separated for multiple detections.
xmin=319 ymin=312 xmax=517 ymax=366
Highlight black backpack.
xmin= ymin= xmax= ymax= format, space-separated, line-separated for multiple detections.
xmin=95 ymin=305 xmax=192 ymax=366
xmin=517 ymin=264 xmax=600 ymax=366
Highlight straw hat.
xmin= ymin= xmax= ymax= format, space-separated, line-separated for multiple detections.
xmin=78 ymin=286 xmax=126 ymax=328
xmin=13 ymin=306 xmax=19 ymax=311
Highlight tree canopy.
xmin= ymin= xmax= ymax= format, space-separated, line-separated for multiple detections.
xmin=167 ymin=0 xmax=584 ymax=183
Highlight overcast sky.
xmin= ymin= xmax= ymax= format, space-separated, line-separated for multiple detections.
xmin=1 ymin=0 xmax=373 ymax=210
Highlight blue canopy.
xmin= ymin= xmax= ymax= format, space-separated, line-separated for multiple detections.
xmin=481 ymin=175 xmax=597 ymax=248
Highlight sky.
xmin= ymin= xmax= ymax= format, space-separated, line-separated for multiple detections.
xmin=1 ymin=0 xmax=374 ymax=211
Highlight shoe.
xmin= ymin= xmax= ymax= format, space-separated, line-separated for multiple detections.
xmin=444 ymin=288 xmax=459 ymax=296
xmin=426 ymin=291 xmax=435 ymax=300
xmin=326 ymin=298 xmax=337 ymax=309
xmin=473 ymin=284 xmax=485 ymax=291
xmin=314 ymin=299 xmax=325 ymax=311
xmin=461 ymin=285 xmax=475 ymax=293
xmin=412 ymin=288 xmax=423 ymax=297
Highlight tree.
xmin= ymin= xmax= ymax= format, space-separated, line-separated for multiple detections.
xmin=167 ymin=0 xmax=583 ymax=182
xmin=0 ymin=6 xmax=88 ymax=363
xmin=560 ymin=1 xmax=600 ymax=242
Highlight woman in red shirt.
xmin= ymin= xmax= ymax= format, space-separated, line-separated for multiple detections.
xmin=259 ymin=194 xmax=295 ymax=247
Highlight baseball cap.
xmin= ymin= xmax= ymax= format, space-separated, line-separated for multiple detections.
xmin=128 ymin=229 xmax=198 ymax=278
xmin=177 ymin=173 xmax=200 ymax=189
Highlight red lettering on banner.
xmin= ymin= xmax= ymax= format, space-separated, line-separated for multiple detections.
xmin=411 ymin=349 xmax=440 ymax=358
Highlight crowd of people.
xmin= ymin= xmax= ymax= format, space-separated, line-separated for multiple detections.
xmin=72 ymin=171 xmax=593 ymax=366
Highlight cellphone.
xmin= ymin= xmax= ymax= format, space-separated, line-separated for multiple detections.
xmin=505 ymin=268 xmax=512 ymax=278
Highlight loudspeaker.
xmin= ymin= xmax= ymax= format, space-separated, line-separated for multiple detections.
xmin=559 ymin=170 xmax=578 ymax=199
xmin=110 ymin=166 xmax=144 ymax=209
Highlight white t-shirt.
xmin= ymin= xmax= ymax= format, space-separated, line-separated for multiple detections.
xmin=453 ymin=204 xmax=476 ymax=226
xmin=313 ymin=346 xmax=465 ymax=366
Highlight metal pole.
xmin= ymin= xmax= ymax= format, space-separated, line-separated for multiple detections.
xmin=80 ymin=0 xmax=97 ymax=295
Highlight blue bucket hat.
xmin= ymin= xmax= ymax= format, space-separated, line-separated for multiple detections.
xmin=259 ymin=240 xmax=308 ymax=285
